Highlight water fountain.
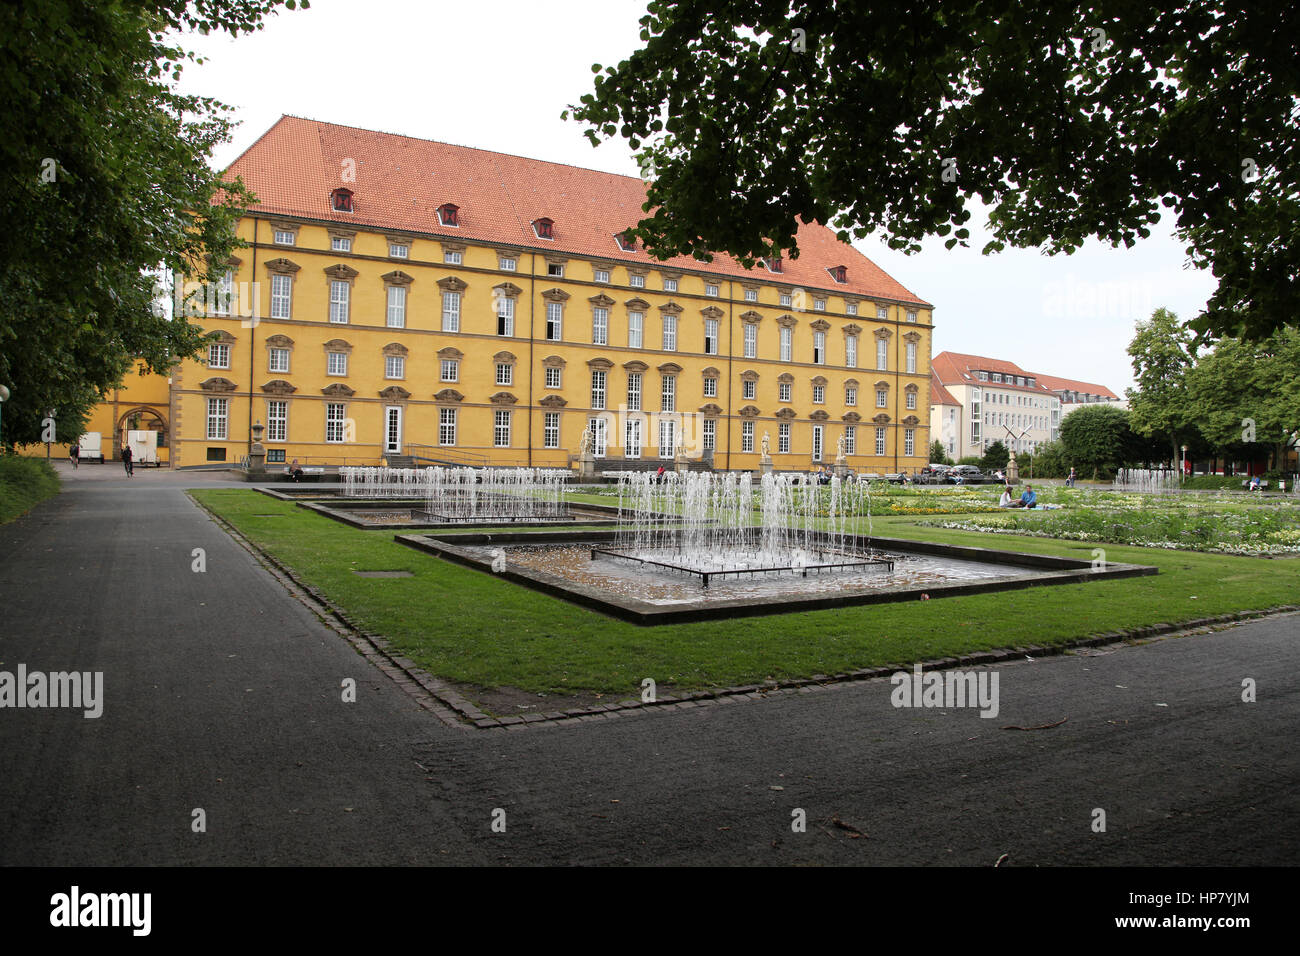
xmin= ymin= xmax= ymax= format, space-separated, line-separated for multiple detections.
xmin=420 ymin=467 xmax=570 ymax=522
xmin=339 ymin=466 xmax=434 ymax=498
xmin=591 ymin=472 xmax=892 ymax=587
xmin=1113 ymin=468 xmax=1181 ymax=493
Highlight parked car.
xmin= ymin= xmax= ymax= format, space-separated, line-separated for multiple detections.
xmin=946 ymin=465 xmax=990 ymax=484
xmin=916 ymin=463 xmax=953 ymax=484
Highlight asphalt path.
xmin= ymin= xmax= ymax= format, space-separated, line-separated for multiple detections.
xmin=0 ymin=464 xmax=1296 ymax=865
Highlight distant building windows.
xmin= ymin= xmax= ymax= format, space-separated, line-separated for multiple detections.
xmin=766 ymin=257 xmax=783 ymax=273
xmin=779 ymin=422 xmax=791 ymax=454
xmin=444 ymin=250 xmax=463 ymax=265
xmin=546 ymin=301 xmax=563 ymax=341
xmin=440 ymin=359 xmax=459 ymax=382
xmin=742 ymin=379 xmax=756 ymax=400
xmin=629 ymin=273 xmax=646 ymax=289
xmin=389 ymin=242 xmax=409 ymax=259
xmin=845 ymin=386 xmax=857 ymax=406
xmin=268 ymin=348 xmax=290 ymax=373
xmin=591 ymin=370 xmax=607 ymax=411
xmin=327 ymin=352 xmax=348 ymax=376
xmin=499 ymin=255 xmax=516 ymax=271
xmin=704 ymin=318 xmax=719 ymax=355
xmin=876 ymin=427 xmax=886 ymax=456
xmin=779 ymin=382 xmax=792 ymax=403
xmin=438 ymin=203 xmax=460 ymax=227
xmin=386 ymin=355 xmax=405 ymax=380
xmin=663 ymin=277 xmax=678 ymax=293
xmin=844 ymin=425 xmax=856 ymax=455
xmin=208 ymin=343 xmax=230 ymax=369
xmin=876 ymin=305 xmax=888 ymax=320
xmin=845 ymin=334 xmax=858 ymax=369
xmin=329 ymin=280 xmax=350 ymax=324
xmin=706 ymin=283 xmax=719 ymax=297
xmin=904 ymin=428 xmax=915 ymax=457
xmin=906 ymin=391 xmax=917 ymax=410
xmin=780 ymin=292 xmax=792 ymax=308
xmin=876 ymin=338 xmax=888 ymax=371
xmin=661 ymin=314 xmax=677 ymax=351
xmin=876 ymin=389 xmax=888 ymax=408
xmin=703 ymin=376 xmax=718 ymax=398
xmin=206 ymin=398 xmax=228 ymax=440
xmin=547 ymin=262 xmax=565 ymax=277
xmin=533 ymin=217 xmax=555 ymax=239
xmin=544 ymin=412 xmax=560 ymax=448
xmin=331 ymin=236 xmax=352 ymax=252
xmin=845 ymin=302 xmax=858 ymax=316
xmin=741 ymin=420 xmax=754 ymax=453
xmin=495 ymin=363 xmax=512 ymax=386
xmin=266 ymin=400 xmax=287 ymax=442
xmin=273 ymin=229 xmax=295 ymax=246
xmin=270 ymin=274 xmax=292 ymax=319
xmin=744 ymin=288 xmax=758 ymax=302
xmin=494 ymin=410 xmax=511 ymax=447
xmin=326 ymin=403 xmax=347 ymax=443
xmin=594 ymin=268 xmax=611 ymax=283
xmin=660 ymin=375 xmax=676 ymax=412
xmin=779 ymin=327 xmax=792 ymax=362
xmin=439 ymin=407 xmax=457 ymax=446
xmin=615 ymin=232 xmax=636 ymax=252
xmin=813 ymin=330 xmax=826 ymax=365
xmin=906 ymin=342 xmax=917 ymax=374
xmin=628 ymin=311 xmax=644 ymax=348
xmin=545 ymin=366 xmax=562 ymax=389
xmin=906 ymin=310 xmax=918 ymax=323
xmin=626 ymin=373 xmax=642 ymax=411
xmin=812 ymin=384 xmax=825 ymax=404
xmin=330 ymin=188 xmax=353 ymax=212
xmin=814 ymin=298 xmax=827 ymax=312
xmin=497 ymin=294 xmax=515 ymax=337
xmin=387 ymin=286 xmax=407 ymax=328
xmin=829 ymin=265 xmax=848 ymax=283
xmin=743 ymin=323 xmax=757 ymax=359
xmin=592 ymin=307 xmax=609 ymax=346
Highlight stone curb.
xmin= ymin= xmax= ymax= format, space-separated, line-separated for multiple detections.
xmin=189 ymin=494 xmax=1300 ymax=731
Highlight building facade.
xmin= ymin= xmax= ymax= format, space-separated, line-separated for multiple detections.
xmin=930 ymin=352 xmax=1062 ymax=459
xmin=136 ymin=117 xmax=939 ymax=472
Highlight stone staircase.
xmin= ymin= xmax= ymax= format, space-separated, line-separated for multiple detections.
xmin=384 ymin=454 xmax=416 ymax=468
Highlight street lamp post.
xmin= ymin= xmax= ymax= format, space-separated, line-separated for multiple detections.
xmin=0 ymin=384 xmax=9 ymax=448
xmin=1181 ymin=444 xmax=1188 ymax=481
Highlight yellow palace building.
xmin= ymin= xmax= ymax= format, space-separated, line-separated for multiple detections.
xmin=110 ymin=116 xmax=937 ymax=472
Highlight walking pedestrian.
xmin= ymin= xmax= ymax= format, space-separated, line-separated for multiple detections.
xmin=1067 ymin=467 xmax=1076 ymax=488
xmin=121 ymin=444 xmax=134 ymax=477
xmin=69 ymin=443 xmax=80 ymax=470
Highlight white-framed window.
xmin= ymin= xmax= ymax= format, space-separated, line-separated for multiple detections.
xmin=705 ymin=283 xmax=719 ymax=297
xmin=813 ymin=330 xmax=826 ymax=365
xmin=663 ymin=277 xmax=678 ymax=292
xmin=386 ymin=355 xmax=405 ymax=380
xmin=703 ymin=377 xmax=718 ymax=398
xmin=629 ymin=273 xmax=645 ymax=289
xmin=628 ymin=311 xmax=643 ymax=348
xmin=545 ymin=366 xmax=562 ymax=389
xmin=845 ymin=425 xmax=857 ymax=455
xmin=625 ymin=418 xmax=642 ymax=459
xmin=744 ymin=289 xmax=758 ymax=302
xmin=627 ymin=373 xmax=642 ymax=411
xmin=444 ymin=250 xmax=463 ymax=265
xmin=270 ymin=274 xmax=292 ymax=319
xmin=499 ymin=255 xmax=516 ymax=271
xmin=779 ymin=381 xmax=792 ymax=402
xmin=846 ymin=302 xmax=858 ymax=316
xmin=440 ymin=359 xmax=458 ymax=382
xmin=876 ymin=305 xmax=888 ymax=320
xmin=213 ymin=269 xmax=234 ymax=315
xmin=331 ymin=236 xmax=352 ymax=252
xmin=389 ymin=242 xmax=409 ymax=259
xmin=546 ymin=302 xmax=563 ymax=341
xmin=813 ymin=384 xmax=825 ymax=404
xmin=907 ymin=310 xmax=918 ymax=323
xmin=992 ymin=372 xmax=1002 ymax=383
xmin=978 ymin=370 xmax=989 ymax=382
xmin=662 ymin=314 xmax=677 ymax=351
xmin=780 ymin=292 xmax=792 ymax=308
xmin=327 ymin=352 xmax=348 ymax=376
xmin=906 ymin=342 xmax=917 ymax=374
xmin=779 ymin=422 xmax=791 ymax=454
xmin=704 ymin=318 xmax=718 ymax=355
xmin=906 ymin=391 xmax=917 ymax=410
xmin=814 ymin=299 xmax=826 ymax=312
xmin=594 ymin=268 xmax=610 ymax=284
xmin=876 ymin=389 xmax=887 ymax=408
xmin=702 ymin=418 xmax=715 ymax=452
xmin=904 ymin=428 xmax=915 ymax=456
xmin=268 ymin=347 xmax=289 ymax=373
xmin=326 ymin=403 xmax=346 ymax=443
xmin=439 ymin=407 xmax=456 ymax=446
xmin=497 ymin=295 xmax=515 ymax=336
xmin=660 ymin=375 xmax=675 ymax=412
xmin=846 ymin=386 xmax=857 ymax=406
xmin=266 ymin=400 xmax=287 ymax=442
xmin=876 ymin=427 xmax=886 ymax=456
xmin=496 ymin=363 xmax=513 ymax=386
xmin=544 ymin=412 xmax=560 ymax=449
xmin=386 ymin=285 xmax=407 ymax=328
xmin=779 ymin=327 xmax=792 ymax=362
xmin=742 ymin=380 xmax=756 ymax=400
xmin=441 ymin=291 xmax=461 ymax=332
xmin=208 ymin=343 xmax=230 ymax=369
xmin=273 ymin=230 xmax=295 ymax=246
xmin=741 ymin=420 xmax=754 ymax=453
xmin=658 ymin=419 xmax=675 ymax=459
xmin=206 ymin=397 xmax=228 ymax=440
xmin=591 ymin=370 xmax=606 ymax=410
xmin=590 ymin=416 xmax=608 ymax=457
xmin=743 ymin=323 xmax=757 ymax=359
xmin=329 ymin=280 xmax=350 ymax=324
xmin=592 ymin=307 xmax=609 ymax=346
xmin=547 ymin=262 xmax=565 ymax=278
xmin=494 ymin=409 xmax=511 ymax=447
xmin=876 ymin=338 xmax=888 ymax=371
xmin=845 ymin=335 xmax=858 ymax=369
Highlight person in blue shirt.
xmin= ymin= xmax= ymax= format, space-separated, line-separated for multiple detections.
xmin=1018 ymin=484 xmax=1037 ymax=509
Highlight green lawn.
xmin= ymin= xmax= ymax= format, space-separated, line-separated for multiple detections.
xmin=190 ymin=488 xmax=1300 ymax=705
xmin=0 ymin=455 xmax=60 ymax=524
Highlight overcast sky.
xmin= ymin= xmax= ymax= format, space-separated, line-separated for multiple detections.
xmin=176 ymin=0 xmax=1218 ymax=393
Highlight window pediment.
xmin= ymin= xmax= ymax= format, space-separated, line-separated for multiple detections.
xmin=379 ymin=386 xmax=411 ymax=401
xmin=738 ymin=405 xmax=761 ymax=418
xmin=625 ymin=297 xmax=651 ymax=311
xmin=777 ymin=372 xmax=795 ymax=384
xmin=382 ymin=270 xmax=415 ymax=286
xmin=493 ymin=351 xmax=518 ymax=364
xmin=264 ymin=258 xmax=300 ymax=275
xmin=658 ymin=301 xmax=683 ymax=315
xmin=842 ymin=411 xmax=862 ymax=423
xmin=199 ymin=377 xmax=237 ymax=392
xmin=437 ymin=276 xmax=469 ymax=293
xmin=323 ymin=264 xmax=359 ymax=281
xmin=740 ymin=311 xmax=763 ymax=325
xmin=775 ymin=408 xmax=796 ymax=420
xmin=541 ymin=354 xmax=566 ymax=368
xmin=777 ymin=314 xmax=798 ymax=328
xmin=587 ymin=357 xmax=614 ymax=370
xmin=382 ymin=342 xmax=409 ymax=357
xmin=264 ymin=334 xmax=294 ymax=348
xmin=490 ymin=392 xmax=518 ymax=405
xmin=541 ymin=287 xmax=570 ymax=302
xmin=321 ymin=383 xmax=355 ymax=398
xmin=434 ymin=389 xmax=464 ymax=403
xmin=698 ymin=403 xmax=723 ymax=416
xmin=323 ymin=339 xmax=353 ymax=354
xmin=657 ymin=362 xmax=683 ymax=374
xmin=260 ymin=380 xmax=296 ymax=395
xmin=623 ymin=360 xmax=649 ymax=373
xmin=810 ymin=410 xmax=830 ymax=421
xmin=540 ymin=394 xmax=568 ymax=407
xmin=810 ymin=318 xmax=831 ymax=332
xmin=437 ymin=346 xmax=464 ymax=360
xmin=588 ymin=293 xmax=616 ymax=308
xmin=700 ymin=306 xmax=725 ymax=319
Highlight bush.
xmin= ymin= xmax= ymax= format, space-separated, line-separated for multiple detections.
xmin=1024 ymin=440 xmax=1070 ymax=478
xmin=957 ymin=456 xmax=982 ymax=466
xmin=980 ymin=440 xmax=1010 ymax=471
xmin=0 ymin=455 xmax=61 ymax=524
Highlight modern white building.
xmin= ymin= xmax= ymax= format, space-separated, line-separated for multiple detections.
xmin=930 ymin=352 xmax=1061 ymax=459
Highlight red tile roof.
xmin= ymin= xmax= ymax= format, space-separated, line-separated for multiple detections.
xmin=932 ymin=351 xmax=1050 ymax=392
xmin=225 ymin=116 xmax=930 ymax=306
xmin=930 ymin=372 xmax=960 ymax=406
xmin=1034 ymin=374 xmax=1121 ymax=401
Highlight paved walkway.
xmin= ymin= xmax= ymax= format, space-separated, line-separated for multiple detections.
xmin=1 ymin=463 xmax=1297 ymax=864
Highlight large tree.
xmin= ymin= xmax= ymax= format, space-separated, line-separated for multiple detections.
xmin=566 ymin=1 xmax=1299 ymax=342
xmin=1060 ymin=404 xmax=1140 ymax=479
xmin=0 ymin=0 xmax=306 ymax=449
xmin=1127 ymin=307 xmax=1196 ymax=466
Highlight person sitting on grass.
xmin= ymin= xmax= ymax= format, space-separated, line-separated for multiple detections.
xmin=1012 ymin=483 xmax=1038 ymax=509
xmin=998 ymin=485 xmax=1014 ymax=507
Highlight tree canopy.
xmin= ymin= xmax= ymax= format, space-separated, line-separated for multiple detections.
xmin=0 ymin=0 xmax=306 ymax=449
xmin=566 ymin=1 xmax=1299 ymax=342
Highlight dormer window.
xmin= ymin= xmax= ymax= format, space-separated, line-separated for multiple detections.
xmin=829 ymin=265 xmax=848 ymax=283
xmin=765 ymin=256 xmax=783 ymax=273
xmin=438 ymin=203 xmax=460 ymax=227
xmin=331 ymin=188 xmax=354 ymax=213
xmin=533 ymin=217 xmax=555 ymax=240
xmin=615 ymin=231 xmax=636 ymax=252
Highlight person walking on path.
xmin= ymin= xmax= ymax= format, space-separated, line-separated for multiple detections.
xmin=69 ymin=443 xmax=80 ymax=470
xmin=121 ymin=444 xmax=134 ymax=478
xmin=1067 ymin=467 xmax=1076 ymax=488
